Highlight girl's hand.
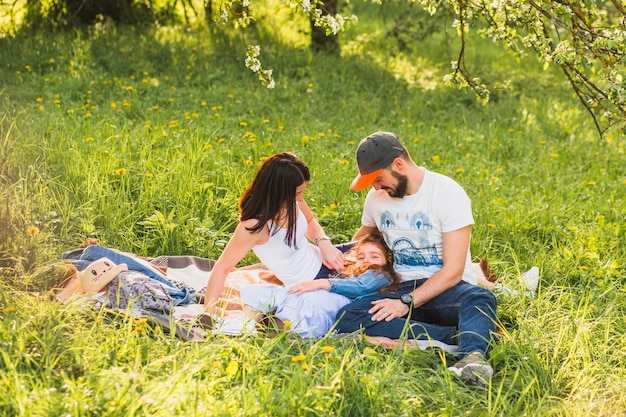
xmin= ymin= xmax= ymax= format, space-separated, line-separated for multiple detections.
xmin=289 ymin=279 xmax=330 ymax=295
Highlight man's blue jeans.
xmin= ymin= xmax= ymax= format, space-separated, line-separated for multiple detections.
xmin=335 ymin=279 xmax=497 ymax=357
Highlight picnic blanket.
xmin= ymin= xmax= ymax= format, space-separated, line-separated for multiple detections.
xmin=58 ymin=245 xmax=461 ymax=353
xmin=60 ymin=245 xmax=281 ymax=341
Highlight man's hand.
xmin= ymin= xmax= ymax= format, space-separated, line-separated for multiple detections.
xmin=369 ymin=298 xmax=409 ymax=321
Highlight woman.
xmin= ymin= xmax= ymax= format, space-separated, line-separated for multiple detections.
xmin=203 ymin=152 xmax=345 ymax=315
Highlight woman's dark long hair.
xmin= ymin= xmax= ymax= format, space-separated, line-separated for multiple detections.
xmin=239 ymin=152 xmax=311 ymax=248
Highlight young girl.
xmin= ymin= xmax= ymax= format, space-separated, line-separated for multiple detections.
xmin=203 ymin=152 xmax=345 ymax=315
xmin=220 ymin=232 xmax=400 ymax=338
xmin=289 ymin=232 xmax=400 ymax=298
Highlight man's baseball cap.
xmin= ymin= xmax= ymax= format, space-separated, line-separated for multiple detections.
xmin=350 ymin=131 xmax=405 ymax=190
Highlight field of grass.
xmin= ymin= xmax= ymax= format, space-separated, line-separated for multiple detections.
xmin=1 ymin=2 xmax=625 ymax=416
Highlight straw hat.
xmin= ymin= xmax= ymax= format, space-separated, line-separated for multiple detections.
xmin=77 ymin=257 xmax=128 ymax=295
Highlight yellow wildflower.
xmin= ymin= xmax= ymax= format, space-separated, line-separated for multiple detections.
xmin=291 ymin=354 xmax=306 ymax=362
xmin=27 ymin=226 xmax=40 ymax=235
xmin=321 ymin=345 xmax=335 ymax=353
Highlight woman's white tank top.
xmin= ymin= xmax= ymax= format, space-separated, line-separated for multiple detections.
xmin=252 ymin=206 xmax=322 ymax=287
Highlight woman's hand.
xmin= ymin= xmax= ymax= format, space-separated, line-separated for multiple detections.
xmin=318 ymin=240 xmax=345 ymax=272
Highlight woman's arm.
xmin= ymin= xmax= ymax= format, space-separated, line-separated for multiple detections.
xmin=203 ymin=219 xmax=266 ymax=314
xmin=298 ymin=197 xmax=344 ymax=272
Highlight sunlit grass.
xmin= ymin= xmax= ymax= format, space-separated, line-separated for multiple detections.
xmin=1 ymin=2 xmax=625 ymax=415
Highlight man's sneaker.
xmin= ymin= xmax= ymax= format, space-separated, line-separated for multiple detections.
xmin=448 ymin=352 xmax=493 ymax=387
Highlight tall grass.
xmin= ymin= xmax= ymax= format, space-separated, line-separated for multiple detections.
xmin=1 ymin=1 xmax=625 ymax=415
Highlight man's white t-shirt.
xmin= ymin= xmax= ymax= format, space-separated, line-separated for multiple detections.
xmin=361 ymin=169 xmax=477 ymax=284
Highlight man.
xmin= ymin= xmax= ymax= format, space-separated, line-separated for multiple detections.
xmin=336 ymin=131 xmax=497 ymax=387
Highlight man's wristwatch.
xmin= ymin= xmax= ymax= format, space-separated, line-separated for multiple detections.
xmin=400 ymin=293 xmax=413 ymax=307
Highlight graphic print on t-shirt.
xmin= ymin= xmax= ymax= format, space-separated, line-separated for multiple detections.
xmin=379 ymin=209 xmax=442 ymax=271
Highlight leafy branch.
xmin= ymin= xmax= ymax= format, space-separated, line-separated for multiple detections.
xmin=441 ymin=0 xmax=626 ymax=136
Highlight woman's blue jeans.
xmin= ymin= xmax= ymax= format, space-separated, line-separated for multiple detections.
xmin=335 ymin=279 xmax=497 ymax=357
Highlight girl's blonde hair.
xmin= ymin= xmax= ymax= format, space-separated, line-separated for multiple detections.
xmin=341 ymin=232 xmax=400 ymax=292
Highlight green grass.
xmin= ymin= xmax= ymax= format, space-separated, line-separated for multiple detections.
xmin=1 ymin=2 xmax=625 ymax=416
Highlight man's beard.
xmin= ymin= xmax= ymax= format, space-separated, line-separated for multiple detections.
xmin=382 ymin=170 xmax=408 ymax=198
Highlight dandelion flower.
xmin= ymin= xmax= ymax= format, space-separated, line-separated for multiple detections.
xmin=283 ymin=320 xmax=292 ymax=329
xmin=291 ymin=354 xmax=306 ymax=362
xmin=321 ymin=345 xmax=335 ymax=353
xmin=432 ymin=155 xmax=440 ymax=162
xmin=115 ymin=168 xmax=128 ymax=175
xmin=4 ymin=306 xmax=16 ymax=313
xmin=27 ymin=226 xmax=40 ymax=235
xmin=138 ymin=395 xmax=154 ymax=405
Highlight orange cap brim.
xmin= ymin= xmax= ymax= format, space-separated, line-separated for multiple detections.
xmin=350 ymin=168 xmax=383 ymax=191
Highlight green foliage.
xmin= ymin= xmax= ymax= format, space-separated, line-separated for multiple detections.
xmin=0 ymin=3 xmax=625 ymax=415
xmin=18 ymin=0 xmax=176 ymax=28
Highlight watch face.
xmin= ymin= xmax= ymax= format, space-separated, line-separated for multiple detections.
xmin=401 ymin=293 xmax=412 ymax=305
